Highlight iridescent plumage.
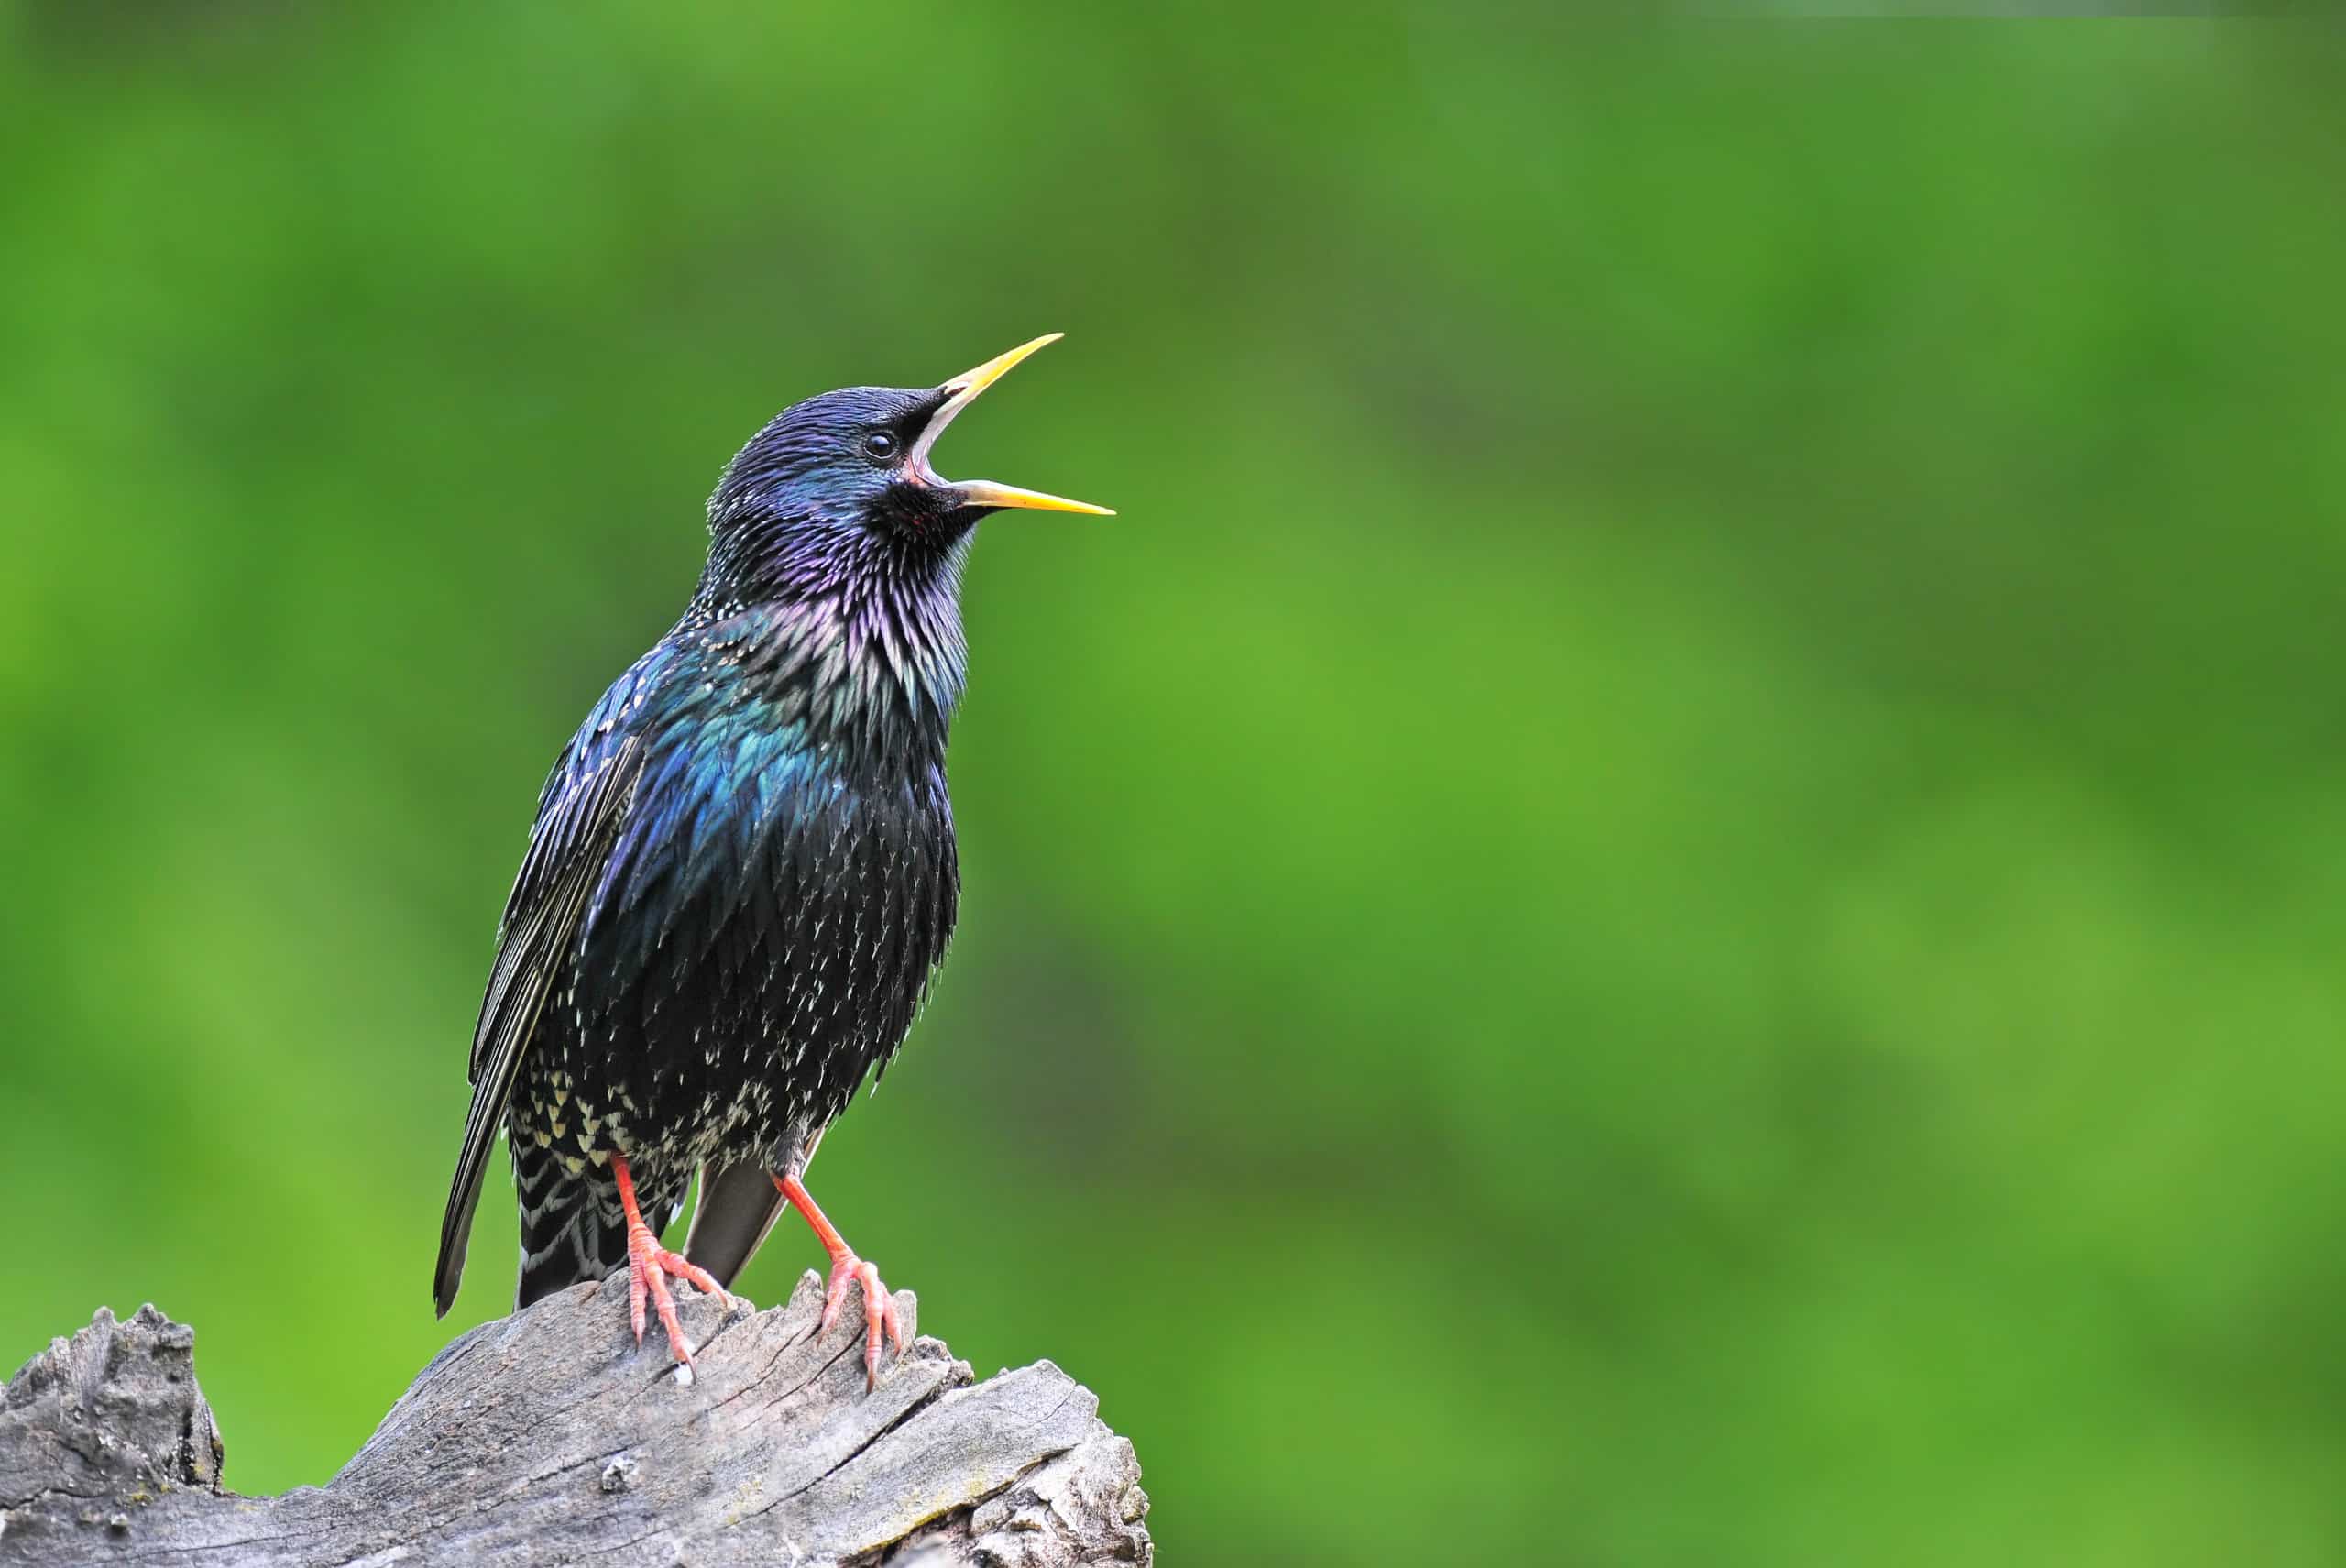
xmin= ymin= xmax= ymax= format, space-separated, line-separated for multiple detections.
xmin=432 ymin=341 xmax=1109 ymax=1380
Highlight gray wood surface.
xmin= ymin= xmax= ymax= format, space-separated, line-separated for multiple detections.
xmin=0 ymin=1273 xmax=1150 ymax=1566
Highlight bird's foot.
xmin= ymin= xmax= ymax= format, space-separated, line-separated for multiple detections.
xmin=613 ymin=1154 xmax=732 ymax=1384
xmin=625 ymin=1223 xmax=733 ymax=1384
xmin=819 ymin=1252 xmax=905 ymax=1388
xmin=776 ymin=1170 xmax=905 ymax=1389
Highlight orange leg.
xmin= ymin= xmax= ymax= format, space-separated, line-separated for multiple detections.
xmin=774 ymin=1173 xmax=905 ymax=1387
xmin=613 ymin=1155 xmax=732 ymax=1384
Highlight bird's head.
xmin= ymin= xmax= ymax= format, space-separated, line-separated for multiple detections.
xmin=704 ymin=334 xmax=1111 ymax=597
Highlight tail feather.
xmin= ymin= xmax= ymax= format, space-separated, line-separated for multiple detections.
xmin=682 ymin=1160 xmax=789 ymax=1290
xmin=512 ymin=1141 xmax=638 ymax=1310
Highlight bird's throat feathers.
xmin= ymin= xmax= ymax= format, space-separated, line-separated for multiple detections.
xmin=679 ymin=508 xmax=973 ymax=771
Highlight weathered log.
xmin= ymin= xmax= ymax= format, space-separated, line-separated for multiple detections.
xmin=0 ymin=1273 xmax=1150 ymax=1565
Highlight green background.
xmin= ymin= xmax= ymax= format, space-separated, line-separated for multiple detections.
xmin=5 ymin=10 xmax=2342 ymax=1563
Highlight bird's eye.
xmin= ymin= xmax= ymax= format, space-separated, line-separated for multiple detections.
xmin=861 ymin=431 xmax=898 ymax=461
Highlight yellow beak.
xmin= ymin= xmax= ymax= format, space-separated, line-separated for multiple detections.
xmin=906 ymin=333 xmax=1115 ymax=516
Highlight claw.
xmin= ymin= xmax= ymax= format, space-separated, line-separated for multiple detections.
xmin=819 ymin=1255 xmax=904 ymax=1387
xmin=613 ymin=1155 xmax=732 ymax=1381
xmin=776 ymin=1171 xmax=906 ymax=1389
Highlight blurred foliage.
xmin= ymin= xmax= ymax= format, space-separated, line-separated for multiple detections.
xmin=5 ymin=7 xmax=2345 ymax=1563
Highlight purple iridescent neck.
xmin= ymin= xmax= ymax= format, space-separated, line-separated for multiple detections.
xmin=677 ymin=501 xmax=973 ymax=770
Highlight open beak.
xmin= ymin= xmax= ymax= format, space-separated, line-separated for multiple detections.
xmin=905 ymin=333 xmax=1115 ymax=516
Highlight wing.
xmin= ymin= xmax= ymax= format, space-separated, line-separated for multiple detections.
xmin=432 ymin=729 xmax=645 ymax=1316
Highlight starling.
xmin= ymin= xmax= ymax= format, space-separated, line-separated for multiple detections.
xmin=431 ymin=334 xmax=1111 ymax=1384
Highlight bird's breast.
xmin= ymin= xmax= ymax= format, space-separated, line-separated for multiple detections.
xmin=540 ymin=717 xmax=959 ymax=1175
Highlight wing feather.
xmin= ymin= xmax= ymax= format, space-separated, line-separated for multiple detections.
xmin=432 ymin=733 xmax=644 ymax=1315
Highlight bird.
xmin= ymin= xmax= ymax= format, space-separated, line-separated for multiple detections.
xmin=431 ymin=334 xmax=1111 ymax=1386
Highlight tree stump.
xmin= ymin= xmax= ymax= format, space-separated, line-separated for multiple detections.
xmin=0 ymin=1273 xmax=1151 ymax=1565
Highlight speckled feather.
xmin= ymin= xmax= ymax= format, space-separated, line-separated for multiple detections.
xmin=433 ymin=384 xmax=984 ymax=1315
